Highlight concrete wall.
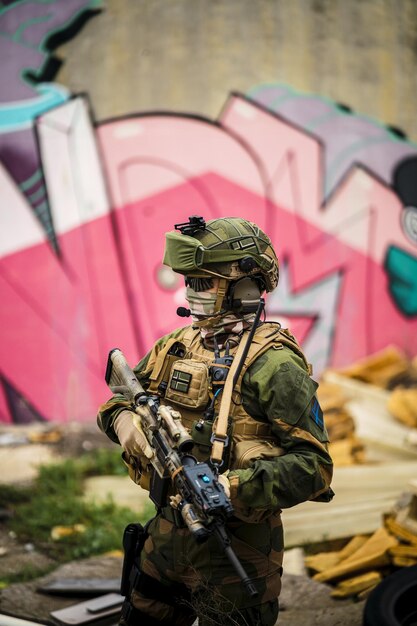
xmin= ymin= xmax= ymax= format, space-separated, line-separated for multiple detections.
xmin=57 ymin=0 xmax=417 ymax=142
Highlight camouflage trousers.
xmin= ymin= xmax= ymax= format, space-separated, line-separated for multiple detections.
xmin=122 ymin=511 xmax=283 ymax=625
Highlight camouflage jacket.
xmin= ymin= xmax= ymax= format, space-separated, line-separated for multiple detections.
xmin=97 ymin=326 xmax=333 ymax=513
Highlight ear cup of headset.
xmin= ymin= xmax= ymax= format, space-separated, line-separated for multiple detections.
xmin=227 ymin=277 xmax=264 ymax=314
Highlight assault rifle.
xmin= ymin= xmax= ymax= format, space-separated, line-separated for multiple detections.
xmin=105 ymin=348 xmax=258 ymax=599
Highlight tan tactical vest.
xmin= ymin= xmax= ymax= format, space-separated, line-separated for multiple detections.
xmin=143 ymin=322 xmax=310 ymax=470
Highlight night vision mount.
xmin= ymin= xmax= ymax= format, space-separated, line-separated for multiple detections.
xmin=175 ymin=215 xmax=206 ymax=236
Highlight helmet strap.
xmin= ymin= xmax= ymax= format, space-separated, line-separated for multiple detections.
xmin=189 ymin=277 xmax=231 ymax=329
xmin=214 ymin=277 xmax=229 ymax=315
xmin=192 ymin=311 xmax=225 ymax=329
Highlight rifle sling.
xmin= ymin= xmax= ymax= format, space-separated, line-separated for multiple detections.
xmin=210 ymin=331 xmax=249 ymax=466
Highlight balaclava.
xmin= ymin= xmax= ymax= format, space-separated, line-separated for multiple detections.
xmin=185 ymin=278 xmax=256 ymax=349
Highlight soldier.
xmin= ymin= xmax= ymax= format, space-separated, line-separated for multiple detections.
xmin=98 ymin=216 xmax=334 ymax=626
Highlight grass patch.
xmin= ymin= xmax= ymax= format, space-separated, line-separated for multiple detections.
xmin=0 ymin=563 xmax=58 ymax=588
xmin=1 ymin=448 xmax=155 ymax=576
xmin=76 ymin=447 xmax=131 ymax=478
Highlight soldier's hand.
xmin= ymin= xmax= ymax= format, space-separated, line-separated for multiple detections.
xmin=218 ymin=472 xmax=231 ymax=498
xmin=114 ymin=410 xmax=154 ymax=461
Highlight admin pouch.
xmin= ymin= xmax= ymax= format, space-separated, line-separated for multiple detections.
xmin=165 ymin=359 xmax=210 ymax=408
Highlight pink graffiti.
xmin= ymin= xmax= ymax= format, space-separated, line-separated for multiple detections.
xmin=1 ymin=95 xmax=416 ymax=423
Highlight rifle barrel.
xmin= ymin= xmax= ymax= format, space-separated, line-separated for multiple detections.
xmin=213 ymin=525 xmax=258 ymax=598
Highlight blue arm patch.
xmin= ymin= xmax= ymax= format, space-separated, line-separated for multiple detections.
xmin=310 ymin=397 xmax=324 ymax=430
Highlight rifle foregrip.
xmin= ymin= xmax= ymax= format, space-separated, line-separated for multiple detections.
xmin=106 ymin=348 xmax=145 ymax=402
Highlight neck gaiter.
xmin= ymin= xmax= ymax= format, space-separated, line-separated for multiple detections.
xmin=185 ymin=286 xmax=255 ymax=349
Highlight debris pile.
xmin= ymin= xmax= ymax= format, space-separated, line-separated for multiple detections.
xmin=317 ymin=382 xmax=366 ymax=466
xmin=305 ymin=347 xmax=417 ymax=597
xmin=388 ymin=386 xmax=417 ymax=430
xmin=337 ymin=346 xmax=417 ymax=428
xmin=305 ymin=481 xmax=417 ymax=600
xmin=337 ymin=346 xmax=413 ymax=388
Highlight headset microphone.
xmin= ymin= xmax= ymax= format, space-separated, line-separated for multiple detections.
xmin=177 ymin=307 xmax=191 ymax=317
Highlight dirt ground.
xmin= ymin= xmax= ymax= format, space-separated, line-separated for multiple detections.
xmin=0 ymin=423 xmax=367 ymax=625
xmin=0 ymin=557 xmax=366 ymax=625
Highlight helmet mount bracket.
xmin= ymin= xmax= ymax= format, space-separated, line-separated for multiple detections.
xmin=174 ymin=215 xmax=206 ymax=236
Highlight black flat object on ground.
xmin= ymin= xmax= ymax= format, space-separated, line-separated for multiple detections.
xmin=50 ymin=593 xmax=123 ymax=625
xmin=38 ymin=578 xmax=120 ymax=597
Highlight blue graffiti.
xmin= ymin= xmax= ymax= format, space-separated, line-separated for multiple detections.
xmin=385 ymin=246 xmax=417 ymax=317
xmin=0 ymin=83 xmax=69 ymax=133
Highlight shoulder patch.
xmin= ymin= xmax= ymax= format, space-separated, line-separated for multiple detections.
xmin=310 ymin=396 xmax=324 ymax=430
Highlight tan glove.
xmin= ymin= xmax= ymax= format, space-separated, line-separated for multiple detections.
xmin=217 ymin=472 xmax=231 ymax=498
xmin=114 ymin=410 xmax=154 ymax=461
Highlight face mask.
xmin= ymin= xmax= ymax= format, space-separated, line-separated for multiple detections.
xmin=185 ymin=285 xmax=256 ymax=347
xmin=199 ymin=312 xmax=255 ymax=346
xmin=185 ymin=286 xmax=218 ymax=319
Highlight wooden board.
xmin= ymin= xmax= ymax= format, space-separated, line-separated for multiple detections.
xmin=323 ymin=372 xmax=417 ymax=461
xmin=330 ymin=571 xmax=382 ymax=598
xmin=283 ymin=461 xmax=417 ymax=547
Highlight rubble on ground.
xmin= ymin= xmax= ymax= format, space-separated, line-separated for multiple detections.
xmin=299 ymin=347 xmax=417 ymax=602
xmin=305 ymin=479 xmax=417 ymax=600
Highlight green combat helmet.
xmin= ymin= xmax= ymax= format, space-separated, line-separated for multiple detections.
xmin=163 ymin=216 xmax=279 ymax=317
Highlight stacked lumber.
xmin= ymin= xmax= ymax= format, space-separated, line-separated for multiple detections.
xmin=334 ymin=346 xmax=417 ymax=429
xmin=305 ymin=481 xmax=417 ymax=599
xmin=337 ymin=346 xmax=412 ymax=388
xmin=388 ymin=387 xmax=417 ymax=428
xmin=317 ymin=381 xmax=366 ymax=466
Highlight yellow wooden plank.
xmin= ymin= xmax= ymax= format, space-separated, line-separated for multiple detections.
xmin=335 ymin=346 xmax=409 ymax=387
xmin=305 ymin=551 xmax=341 ymax=573
xmin=384 ymin=517 xmax=417 ymax=546
xmin=392 ymin=556 xmax=417 ymax=567
xmin=330 ymin=571 xmax=382 ymax=598
xmin=313 ymin=527 xmax=398 ymax=583
xmin=305 ymin=535 xmax=370 ymax=573
xmin=389 ymin=545 xmax=417 ymax=558
xmin=337 ymin=535 xmax=369 ymax=561
xmin=357 ymin=582 xmax=381 ymax=601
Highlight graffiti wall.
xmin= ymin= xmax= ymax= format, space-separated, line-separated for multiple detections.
xmin=1 ymin=1 xmax=417 ymax=423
